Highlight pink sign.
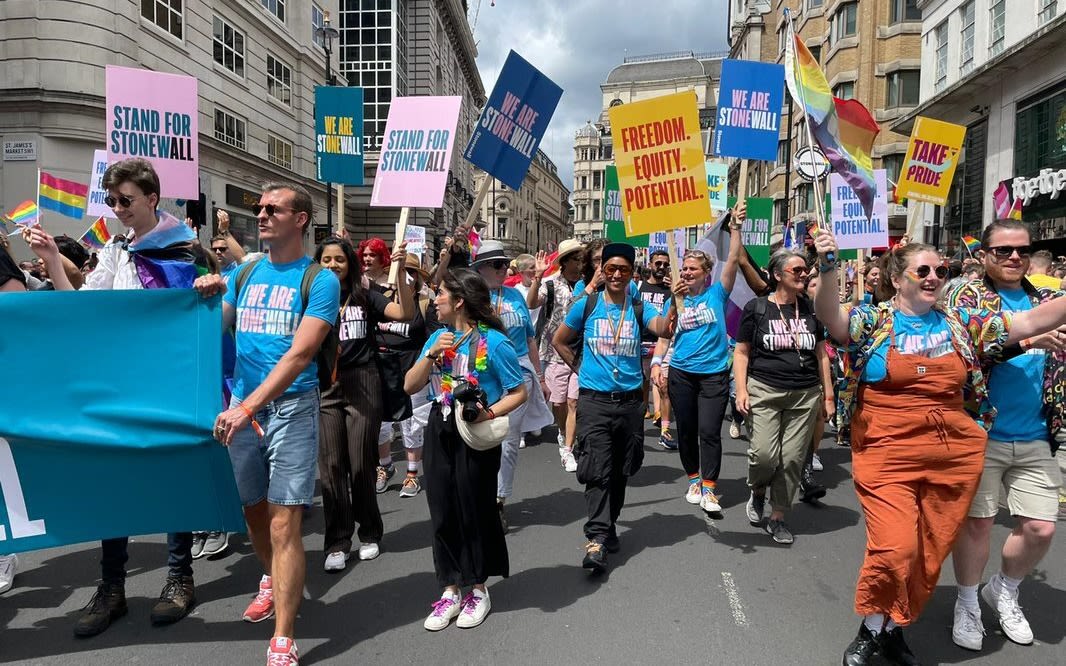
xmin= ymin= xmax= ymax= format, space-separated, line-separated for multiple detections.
xmin=371 ymin=96 xmax=462 ymax=208
xmin=105 ymin=66 xmax=199 ymax=198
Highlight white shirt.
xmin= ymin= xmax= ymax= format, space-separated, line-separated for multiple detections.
xmin=82 ymin=241 xmax=143 ymax=291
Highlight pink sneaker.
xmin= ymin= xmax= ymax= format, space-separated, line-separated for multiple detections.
xmin=243 ymin=575 xmax=275 ymax=623
xmin=267 ymin=636 xmax=299 ymax=665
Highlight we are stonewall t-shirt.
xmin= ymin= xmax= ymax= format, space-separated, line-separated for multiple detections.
xmin=668 ymin=283 xmax=731 ymax=375
xmin=491 ymin=286 xmax=534 ymax=358
xmin=566 ymin=293 xmax=657 ymax=392
xmin=862 ymin=309 xmax=953 ymax=383
xmin=225 ymin=256 xmax=340 ymax=399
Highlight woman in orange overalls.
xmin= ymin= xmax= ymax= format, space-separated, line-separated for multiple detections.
xmin=812 ymin=234 xmax=1066 ymax=666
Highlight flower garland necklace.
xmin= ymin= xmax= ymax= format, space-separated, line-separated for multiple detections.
xmin=439 ymin=323 xmax=489 ymax=411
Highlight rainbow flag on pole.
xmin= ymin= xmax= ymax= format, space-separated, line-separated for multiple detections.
xmin=80 ymin=217 xmax=112 ymax=250
xmin=39 ymin=171 xmax=89 ymax=220
xmin=7 ymin=200 xmax=39 ymax=227
xmin=962 ymin=235 xmax=981 ymax=254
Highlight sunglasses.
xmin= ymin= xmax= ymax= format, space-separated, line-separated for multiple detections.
xmin=784 ymin=266 xmax=808 ymax=277
xmin=104 ymin=194 xmax=142 ymax=208
xmin=211 ymin=246 xmax=228 ymax=254
xmin=251 ymin=203 xmax=297 ymax=217
xmin=487 ymin=259 xmax=509 ymax=270
xmin=911 ymin=265 xmax=949 ymax=280
xmin=603 ymin=264 xmax=633 ymax=277
xmin=986 ymin=245 xmax=1033 ymax=259
xmin=652 ymin=261 xmax=670 ymax=268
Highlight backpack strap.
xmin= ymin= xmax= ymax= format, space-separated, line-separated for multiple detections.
xmin=579 ymin=291 xmax=600 ymax=330
xmin=299 ymin=262 xmax=325 ymax=314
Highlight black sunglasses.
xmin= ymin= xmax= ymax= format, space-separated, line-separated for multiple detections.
xmin=986 ymin=245 xmax=1033 ymax=259
xmin=652 ymin=261 xmax=669 ymax=268
xmin=104 ymin=194 xmax=142 ymax=208
xmin=211 ymin=246 xmax=228 ymax=254
xmin=487 ymin=259 xmax=509 ymax=270
xmin=912 ymin=265 xmax=949 ymax=279
xmin=251 ymin=203 xmax=297 ymax=217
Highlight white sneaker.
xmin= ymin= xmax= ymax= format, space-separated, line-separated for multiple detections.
xmin=981 ymin=576 xmax=1033 ymax=645
xmin=423 ymin=593 xmax=461 ymax=631
xmin=729 ymin=421 xmax=741 ymax=439
xmin=685 ymin=483 xmax=702 ymax=504
xmin=456 ymin=589 xmax=491 ymax=628
xmin=700 ymin=490 xmax=722 ymax=513
xmin=0 ymin=554 xmax=17 ymax=595
xmin=952 ymin=600 xmax=985 ymax=651
xmin=557 ymin=432 xmax=566 ymax=449
xmin=323 ymin=551 xmax=349 ymax=572
xmin=811 ymin=453 xmax=823 ymax=471
xmin=562 ymin=450 xmax=578 ymax=473
xmin=519 ymin=436 xmax=527 ymax=449
xmin=358 ymin=542 xmax=380 ymax=561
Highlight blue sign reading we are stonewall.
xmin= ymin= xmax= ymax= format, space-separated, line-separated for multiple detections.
xmin=315 ymin=86 xmax=365 ymax=185
xmin=713 ymin=59 xmax=785 ymax=162
xmin=465 ymin=50 xmax=563 ymax=191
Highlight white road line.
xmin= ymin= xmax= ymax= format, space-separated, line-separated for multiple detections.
xmin=720 ymin=572 xmax=749 ymax=627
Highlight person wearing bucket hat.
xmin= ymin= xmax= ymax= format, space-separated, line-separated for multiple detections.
xmin=552 ymin=242 xmax=677 ymax=573
xmin=404 ymin=268 xmax=528 ymax=631
xmin=473 ymin=241 xmax=555 ymax=530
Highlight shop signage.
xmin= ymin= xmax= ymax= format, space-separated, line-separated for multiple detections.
xmin=1012 ymin=168 xmax=1066 ymax=206
xmin=3 ymin=140 xmax=37 ymax=161
xmin=226 ymin=184 xmax=261 ymax=210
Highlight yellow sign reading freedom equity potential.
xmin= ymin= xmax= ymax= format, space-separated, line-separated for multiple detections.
xmin=609 ymin=91 xmax=710 ymax=236
xmin=896 ymin=116 xmax=967 ymax=206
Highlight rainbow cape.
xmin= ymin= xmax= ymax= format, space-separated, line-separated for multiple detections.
xmin=80 ymin=217 xmax=112 ymax=250
xmin=125 ymin=212 xmax=208 ymax=289
xmin=39 ymin=171 xmax=88 ymax=220
xmin=963 ymin=236 xmax=981 ymax=254
xmin=7 ymin=200 xmax=39 ymax=227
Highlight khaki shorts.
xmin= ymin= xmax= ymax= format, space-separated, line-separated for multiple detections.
xmin=969 ymin=439 xmax=1063 ymax=522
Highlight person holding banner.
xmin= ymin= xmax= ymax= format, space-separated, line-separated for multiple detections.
xmin=403 ymin=269 xmax=527 ymax=631
xmin=812 ymin=230 xmax=1066 ymax=666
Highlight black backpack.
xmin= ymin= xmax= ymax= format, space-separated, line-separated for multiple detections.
xmin=570 ymin=291 xmax=644 ymax=369
xmin=233 ymin=258 xmax=339 ymax=391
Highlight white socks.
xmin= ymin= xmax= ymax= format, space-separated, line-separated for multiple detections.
xmin=957 ymin=583 xmax=979 ymax=608
xmin=863 ymin=613 xmax=885 ymax=634
xmin=997 ymin=572 xmax=1023 ymax=594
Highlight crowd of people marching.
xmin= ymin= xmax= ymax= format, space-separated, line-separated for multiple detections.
xmin=2 ymin=157 xmax=1066 ymax=666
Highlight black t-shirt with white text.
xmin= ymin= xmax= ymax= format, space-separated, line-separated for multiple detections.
xmin=338 ymin=288 xmax=392 ymax=368
xmin=737 ymin=295 xmax=824 ymax=390
xmin=638 ymin=280 xmax=672 ymax=342
xmin=374 ymin=286 xmax=429 ymax=352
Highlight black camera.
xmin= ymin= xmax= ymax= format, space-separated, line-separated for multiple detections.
xmin=451 ymin=380 xmax=488 ymax=422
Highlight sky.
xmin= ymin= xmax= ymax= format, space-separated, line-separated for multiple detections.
xmin=468 ymin=0 xmax=731 ymax=199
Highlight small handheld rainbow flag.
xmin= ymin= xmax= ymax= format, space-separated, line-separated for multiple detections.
xmin=468 ymin=227 xmax=482 ymax=259
xmin=39 ymin=171 xmax=89 ymax=220
xmin=80 ymin=217 xmax=112 ymax=250
xmin=963 ymin=235 xmax=981 ymax=255
xmin=7 ymin=200 xmax=39 ymax=227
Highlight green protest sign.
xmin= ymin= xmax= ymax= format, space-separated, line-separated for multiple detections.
xmin=603 ymin=165 xmax=649 ymax=247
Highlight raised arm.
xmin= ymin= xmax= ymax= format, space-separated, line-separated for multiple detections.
xmin=527 ymin=251 xmax=551 ymax=309
xmin=1005 ymin=297 xmax=1066 ymax=346
xmin=216 ymin=209 xmax=247 ymax=263
xmin=720 ymin=201 xmax=746 ymax=293
xmin=383 ymin=243 xmax=414 ymax=321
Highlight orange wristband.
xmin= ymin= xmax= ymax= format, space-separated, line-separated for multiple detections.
xmin=239 ymin=403 xmax=265 ymax=437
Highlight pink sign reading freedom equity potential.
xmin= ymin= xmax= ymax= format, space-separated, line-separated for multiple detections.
xmin=371 ymin=96 xmax=462 ymax=208
xmin=105 ymin=65 xmax=199 ymax=198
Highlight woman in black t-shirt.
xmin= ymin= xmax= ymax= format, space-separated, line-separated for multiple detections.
xmin=0 ymin=242 xmax=28 ymax=292
xmin=315 ymin=236 xmax=414 ymax=571
xmin=734 ymin=250 xmax=834 ymax=545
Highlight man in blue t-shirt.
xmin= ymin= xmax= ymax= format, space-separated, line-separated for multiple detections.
xmin=552 ymin=242 xmax=674 ymax=573
xmin=195 ymin=182 xmax=339 ymax=666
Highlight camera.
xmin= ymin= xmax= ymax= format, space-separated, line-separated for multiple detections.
xmin=451 ymin=380 xmax=488 ymax=422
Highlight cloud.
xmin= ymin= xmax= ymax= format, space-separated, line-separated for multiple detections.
xmin=469 ymin=0 xmax=730 ymax=202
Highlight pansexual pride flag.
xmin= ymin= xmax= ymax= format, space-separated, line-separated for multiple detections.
xmin=80 ymin=217 xmax=112 ymax=250
xmin=7 ymin=200 xmax=39 ymax=227
xmin=39 ymin=171 xmax=89 ymax=220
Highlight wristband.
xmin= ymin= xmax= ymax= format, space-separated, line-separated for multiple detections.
xmin=239 ymin=403 xmax=265 ymax=437
xmin=486 ymin=408 xmax=496 ymax=420
xmin=819 ymin=261 xmax=837 ymax=274
xmin=651 ymin=356 xmax=663 ymax=367
xmin=1021 ymin=338 xmax=1031 ymax=351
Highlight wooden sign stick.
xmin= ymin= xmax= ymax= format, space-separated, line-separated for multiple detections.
xmin=463 ymin=176 xmax=493 ymax=231
xmin=336 ymin=185 xmax=345 ymax=235
xmin=387 ymin=206 xmax=410 ymax=286
xmin=666 ymin=230 xmax=685 ymax=314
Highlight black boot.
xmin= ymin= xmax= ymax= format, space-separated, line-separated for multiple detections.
xmin=800 ymin=465 xmax=827 ymax=503
xmin=150 ymin=574 xmax=196 ymax=625
xmin=73 ymin=582 xmax=127 ymax=637
xmin=879 ymin=626 xmax=921 ymax=665
xmin=842 ymin=622 xmax=880 ymax=665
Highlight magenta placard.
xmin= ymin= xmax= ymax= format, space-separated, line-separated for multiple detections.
xmin=370 ymin=96 xmax=462 ymax=208
xmin=105 ymin=66 xmax=199 ymax=198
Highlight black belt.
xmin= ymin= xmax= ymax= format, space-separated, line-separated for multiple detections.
xmin=579 ymin=388 xmax=642 ymax=402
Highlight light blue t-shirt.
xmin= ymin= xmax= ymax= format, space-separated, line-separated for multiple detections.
xmin=989 ymin=289 xmax=1046 ymax=442
xmin=565 ymin=293 xmax=658 ymax=392
xmin=862 ymin=310 xmax=954 ymax=383
xmin=491 ymin=286 xmax=534 ymax=358
xmin=225 ymin=256 xmax=341 ymax=399
xmin=665 ymin=282 xmax=730 ymax=374
xmin=420 ymin=327 xmax=524 ymax=405
xmin=573 ymin=279 xmax=639 ymax=300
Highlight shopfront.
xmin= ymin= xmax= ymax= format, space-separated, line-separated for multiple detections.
xmin=1009 ymin=79 xmax=1066 ymax=254
xmin=220 ymin=184 xmax=265 ymax=252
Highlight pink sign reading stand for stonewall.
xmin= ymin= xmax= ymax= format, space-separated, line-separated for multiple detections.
xmin=105 ymin=65 xmax=199 ymax=199
xmin=371 ymin=96 xmax=462 ymax=208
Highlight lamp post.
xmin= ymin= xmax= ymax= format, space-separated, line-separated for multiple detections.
xmin=315 ymin=12 xmax=340 ymax=232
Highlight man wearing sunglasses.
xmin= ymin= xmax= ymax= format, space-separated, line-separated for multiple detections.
xmin=946 ymin=219 xmax=1066 ymax=652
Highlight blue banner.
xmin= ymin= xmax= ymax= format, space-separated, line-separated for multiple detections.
xmin=0 ymin=290 xmax=244 ymax=555
xmin=464 ymin=50 xmax=563 ymax=191
xmin=713 ymin=60 xmax=785 ymax=162
xmin=315 ymin=86 xmax=365 ymax=185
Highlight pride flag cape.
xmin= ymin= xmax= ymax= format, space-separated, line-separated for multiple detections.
xmin=80 ymin=217 xmax=112 ymax=250
xmin=696 ymin=210 xmax=758 ymax=338
xmin=126 ymin=212 xmax=208 ymax=289
xmin=963 ymin=236 xmax=981 ymax=254
xmin=39 ymin=171 xmax=88 ymax=220
xmin=7 ymin=200 xmax=39 ymax=227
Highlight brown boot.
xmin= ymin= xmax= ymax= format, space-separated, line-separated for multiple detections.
xmin=149 ymin=575 xmax=196 ymax=625
xmin=73 ymin=582 xmax=127 ymax=637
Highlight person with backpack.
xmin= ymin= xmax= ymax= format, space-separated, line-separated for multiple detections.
xmin=552 ymin=242 xmax=676 ymax=573
xmin=313 ymin=235 xmax=412 ymax=571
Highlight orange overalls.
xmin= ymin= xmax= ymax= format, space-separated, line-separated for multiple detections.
xmin=849 ymin=330 xmax=988 ymax=626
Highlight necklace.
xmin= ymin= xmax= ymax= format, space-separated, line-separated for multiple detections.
xmin=604 ymin=294 xmax=628 ymax=380
xmin=440 ymin=324 xmax=488 ymax=409
xmin=770 ymin=293 xmax=804 ymax=353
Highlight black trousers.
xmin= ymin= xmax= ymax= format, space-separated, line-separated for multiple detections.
xmin=667 ymin=368 xmax=729 ymax=482
xmin=101 ymin=533 xmax=193 ymax=585
xmin=317 ymin=363 xmax=384 ymax=554
xmin=575 ymin=391 xmax=645 ymax=542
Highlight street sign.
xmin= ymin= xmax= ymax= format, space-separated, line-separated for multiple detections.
xmin=795 ymin=146 xmax=830 ymax=181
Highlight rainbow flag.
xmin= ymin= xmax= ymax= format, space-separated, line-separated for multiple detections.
xmin=1009 ymin=196 xmax=1023 ymax=221
xmin=468 ymin=227 xmax=482 ymax=259
xmin=992 ymin=182 xmax=1012 ymax=219
xmin=7 ymin=200 xmax=39 ymax=227
xmin=39 ymin=171 xmax=89 ymax=220
xmin=80 ymin=217 xmax=112 ymax=250
xmin=963 ymin=235 xmax=981 ymax=254
xmin=785 ymin=29 xmax=879 ymax=221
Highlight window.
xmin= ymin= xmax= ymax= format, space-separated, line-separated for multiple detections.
xmin=808 ymin=0 xmax=823 ymax=8
xmin=777 ymin=139 xmax=789 ymax=166
xmin=886 ymin=70 xmax=920 ymax=107
xmin=312 ymin=4 xmax=324 ymax=47
xmin=831 ymin=2 xmax=858 ymax=45
xmin=798 ymin=183 xmax=814 ymax=212
xmin=960 ymin=1 xmax=975 ymax=75
xmin=882 ymin=154 xmax=905 ymax=183
xmin=338 ymin=1 xmax=407 ymax=149
xmin=934 ymin=21 xmax=948 ymax=93
xmin=261 ymin=0 xmax=284 ymax=22
xmin=1014 ymin=85 xmax=1066 ymax=176
xmin=267 ymin=55 xmax=292 ymax=105
xmin=497 ymin=217 xmax=508 ymax=238
xmin=592 ymin=171 xmax=602 ymax=190
xmin=775 ymin=200 xmax=789 ymax=229
xmin=212 ymin=16 xmax=245 ymax=77
xmin=267 ymin=135 xmax=293 ymax=170
xmin=1039 ymin=0 xmax=1058 ymax=24
xmin=214 ymin=109 xmax=246 ymax=150
xmin=889 ymin=0 xmax=921 ymax=24
xmin=989 ymin=1 xmax=1006 ymax=56
xmin=833 ymin=81 xmax=855 ymax=100
xmin=778 ymin=26 xmax=787 ymax=56
xmin=141 ymin=0 xmax=183 ymax=39
xmin=808 ymin=45 xmax=821 ymax=64
xmin=593 ymin=200 xmax=601 ymax=220
xmin=580 ymin=175 xmax=588 ymax=190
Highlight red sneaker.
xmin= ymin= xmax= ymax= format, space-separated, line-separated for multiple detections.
xmin=267 ymin=636 xmax=299 ymax=665
xmin=243 ymin=575 xmax=274 ymax=623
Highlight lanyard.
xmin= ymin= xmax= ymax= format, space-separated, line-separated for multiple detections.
xmin=770 ymin=294 xmax=803 ymax=351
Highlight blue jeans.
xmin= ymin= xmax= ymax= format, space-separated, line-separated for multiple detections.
xmin=100 ymin=532 xmax=193 ymax=585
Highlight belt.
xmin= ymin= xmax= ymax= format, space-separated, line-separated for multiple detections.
xmin=579 ymin=388 xmax=642 ymax=402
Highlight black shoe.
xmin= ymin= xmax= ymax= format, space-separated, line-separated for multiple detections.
xmin=604 ymin=528 xmax=620 ymax=553
xmin=842 ymin=623 xmax=881 ymax=665
xmin=879 ymin=627 xmax=921 ymax=665
xmin=73 ymin=583 xmax=127 ymax=637
xmin=149 ymin=575 xmax=196 ymax=625
xmin=800 ymin=468 xmax=827 ymax=503
xmin=582 ymin=541 xmax=607 ymax=573
xmin=497 ymin=499 xmax=508 ymax=533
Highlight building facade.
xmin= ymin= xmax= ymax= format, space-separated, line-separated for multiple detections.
xmin=0 ymin=0 xmax=339 ymax=259
xmin=572 ymin=51 xmax=725 ymax=241
xmin=894 ymin=1 xmax=1066 ymax=255
xmin=473 ymin=150 xmax=570 ymax=255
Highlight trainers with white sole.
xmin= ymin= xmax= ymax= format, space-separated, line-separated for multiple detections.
xmin=685 ymin=482 xmax=702 ymax=505
xmin=456 ymin=589 xmax=491 ymax=628
xmin=423 ymin=593 xmax=461 ymax=631
xmin=562 ymin=450 xmax=578 ymax=473
xmin=952 ymin=600 xmax=985 ymax=651
xmin=981 ymin=575 xmax=1034 ymax=645
xmin=242 ymin=575 xmax=274 ymax=623
xmin=0 ymin=554 xmax=17 ymax=595
xmin=700 ymin=489 xmax=723 ymax=514
xmin=399 ymin=475 xmax=422 ymax=497
xmin=729 ymin=421 xmax=741 ymax=439
xmin=267 ymin=636 xmax=299 ymax=666
xmin=323 ymin=551 xmax=349 ymax=572
xmin=811 ymin=453 xmax=823 ymax=471
xmin=358 ymin=542 xmax=380 ymax=561
xmin=745 ymin=492 xmax=766 ymax=525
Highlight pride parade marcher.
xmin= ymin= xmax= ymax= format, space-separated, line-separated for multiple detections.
xmin=552 ymin=242 xmax=675 ymax=573
xmin=946 ymin=220 xmax=1066 ymax=651
xmin=811 ymin=229 xmax=1066 ymax=666
xmin=403 ymin=269 xmax=527 ymax=631
xmin=638 ymin=249 xmax=673 ymax=444
xmin=194 ymin=182 xmax=340 ymax=666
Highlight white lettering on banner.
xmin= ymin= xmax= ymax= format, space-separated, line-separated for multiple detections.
xmin=1012 ymin=168 xmax=1066 ymax=206
xmin=0 ymin=437 xmax=47 ymax=541
xmin=339 ymin=306 xmax=367 ymax=341
xmin=897 ymin=331 xmax=953 ymax=359
xmin=678 ymin=303 xmax=717 ymax=330
xmin=589 ymin=319 xmax=639 ymax=357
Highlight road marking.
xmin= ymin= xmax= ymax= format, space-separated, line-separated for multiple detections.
xmin=720 ymin=572 xmax=748 ymax=627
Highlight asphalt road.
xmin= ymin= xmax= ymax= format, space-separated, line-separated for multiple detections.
xmin=3 ymin=423 xmax=1066 ymax=665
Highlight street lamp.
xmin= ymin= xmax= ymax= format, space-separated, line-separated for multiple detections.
xmin=315 ymin=12 xmax=340 ymax=232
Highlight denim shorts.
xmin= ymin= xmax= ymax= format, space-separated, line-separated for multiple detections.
xmin=227 ymin=390 xmax=320 ymax=507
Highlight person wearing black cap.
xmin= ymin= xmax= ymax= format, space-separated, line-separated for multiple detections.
xmin=552 ymin=242 xmax=676 ymax=572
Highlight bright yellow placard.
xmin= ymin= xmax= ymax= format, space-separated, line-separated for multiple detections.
xmin=608 ymin=91 xmax=710 ymax=236
xmin=896 ymin=116 xmax=967 ymax=206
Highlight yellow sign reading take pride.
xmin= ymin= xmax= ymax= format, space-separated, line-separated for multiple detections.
xmin=609 ymin=91 xmax=710 ymax=236
xmin=896 ymin=116 xmax=967 ymax=206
